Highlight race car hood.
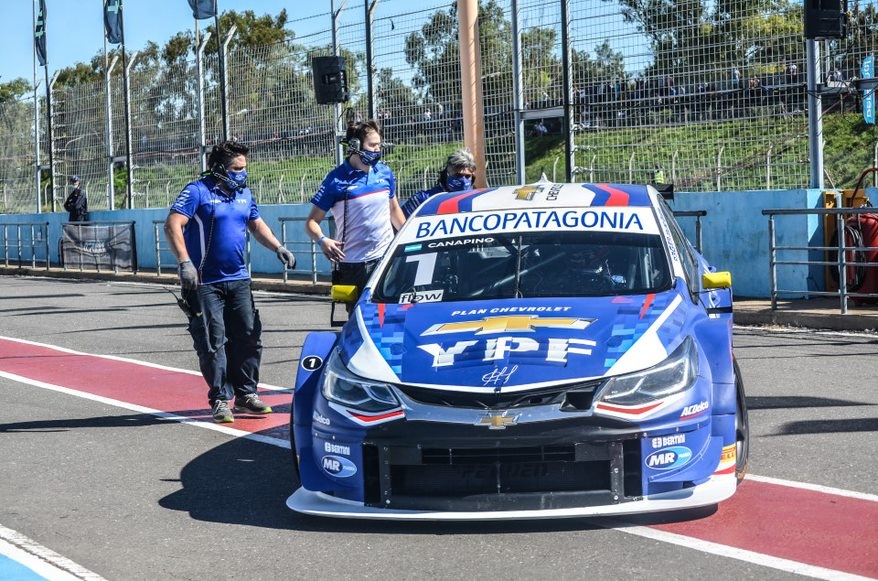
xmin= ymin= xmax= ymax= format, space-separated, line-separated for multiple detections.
xmin=339 ymin=283 xmax=694 ymax=392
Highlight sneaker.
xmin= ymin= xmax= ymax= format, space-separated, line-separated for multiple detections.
xmin=234 ymin=393 xmax=272 ymax=414
xmin=212 ymin=400 xmax=234 ymax=423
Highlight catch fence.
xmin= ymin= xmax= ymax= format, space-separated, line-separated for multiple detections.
xmin=1 ymin=0 xmax=876 ymax=214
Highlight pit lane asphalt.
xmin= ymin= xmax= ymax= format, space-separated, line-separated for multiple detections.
xmin=1 ymin=277 xmax=876 ymax=580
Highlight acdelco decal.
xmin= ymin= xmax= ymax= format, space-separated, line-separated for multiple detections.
xmin=680 ymin=400 xmax=709 ymax=418
xmin=645 ymin=446 xmax=693 ymax=470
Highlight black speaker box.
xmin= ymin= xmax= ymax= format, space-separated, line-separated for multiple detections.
xmin=804 ymin=0 xmax=847 ymax=39
xmin=312 ymin=56 xmax=349 ymax=105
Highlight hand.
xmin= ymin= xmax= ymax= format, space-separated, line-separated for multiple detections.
xmin=276 ymin=246 xmax=296 ymax=269
xmin=319 ymin=237 xmax=345 ymax=262
xmin=178 ymin=261 xmax=199 ymax=290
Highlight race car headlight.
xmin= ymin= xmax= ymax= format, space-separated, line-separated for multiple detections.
xmin=598 ymin=337 xmax=698 ymax=406
xmin=321 ymin=351 xmax=400 ymax=412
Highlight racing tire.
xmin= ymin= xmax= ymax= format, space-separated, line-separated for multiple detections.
xmin=734 ymin=358 xmax=750 ymax=485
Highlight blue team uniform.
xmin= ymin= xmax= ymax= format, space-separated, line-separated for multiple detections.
xmin=401 ymin=184 xmax=443 ymax=218
xmin=170 ymin=176 xmax=260 ymax=284
xmin=311 ymin=160 xmax=396 ymax=263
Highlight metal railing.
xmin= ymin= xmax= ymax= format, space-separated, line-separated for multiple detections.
xmin=279 ymin=216 xmax=336 ymax=285
xmin=1 ymin=222 xmax=50 ymax=269
xmin=153 ymin=216 xmax=335 ymax=287
xmin=673 ymin=210 xmax=706 ymax=253
xmin=762 ymin=207 xmax=878 ymax=314
xmin=152 ymin=219 xmax=252 ymax=277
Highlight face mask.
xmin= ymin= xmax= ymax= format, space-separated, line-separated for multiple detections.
xmin=226 ymin=169 xmax=247 ymax=188
xmin=446 ymin=175 xmax=473 ymax=192
xmin=358 ymin=150 xmax=382 ymax=167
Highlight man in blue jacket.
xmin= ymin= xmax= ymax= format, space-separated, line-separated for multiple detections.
xmin=164 ymin=140 xmax=296 ymax=423
xmin=401 ymin=148 xmax=477 ymax=218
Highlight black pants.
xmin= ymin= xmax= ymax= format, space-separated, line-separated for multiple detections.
xmin=333 ymin=260 xmax=379 ymax=314
xmin=183 ymin=279 xmax=262 ymax=404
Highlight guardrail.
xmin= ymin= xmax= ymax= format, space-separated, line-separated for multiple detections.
xmin=762 ymin=207 xmax=878 ymax=314
xmin=278 ymin=216 xmax=336 ymax=285
xmin=673 ymin=210 xmax=706 ymax=252
xmin=1 ymin=222 xmax=50 ymax=269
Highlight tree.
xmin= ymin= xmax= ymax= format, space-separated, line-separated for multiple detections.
xmin=0 ymin=78 xmax=30 ymax=104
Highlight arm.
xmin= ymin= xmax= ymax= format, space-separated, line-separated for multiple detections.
xmin=249 ymin=217 xmax=296 ymax=269
xmin=305 ymin=205 xmax=344 ymax=261
xmin=247 ymin=217 xmax=284 ymax=252
xmin=163 ymin=211 xmax=191 ymax=263
xmin=389 ymin=196 xmax=406 ymax=231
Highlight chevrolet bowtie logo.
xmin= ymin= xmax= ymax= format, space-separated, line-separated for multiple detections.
xmin=422 ymin=315 xmax=594 ymax=336
xmin=476 ymin=413 xmax=519 ymax=429
xmin=514 ymin=185 xmax=541 ymax=200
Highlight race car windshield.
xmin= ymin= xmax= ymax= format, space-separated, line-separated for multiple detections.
xmin=372 ymin=231 xmax=671 ymax=304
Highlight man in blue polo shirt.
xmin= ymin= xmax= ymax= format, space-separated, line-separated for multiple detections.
xmin=164 ymin=140 xmax=296 ymax=423
xmin=305 ymin=120 xmax=406 ymax=313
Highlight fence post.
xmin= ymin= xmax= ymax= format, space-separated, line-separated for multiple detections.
xmin=124 ymin=51 xmax=139 ymax=209
xmin=628 ymin=152 xmax=635 ymax=183
xmin=716 ymin=145 xmax=724 ymax=191
xmin=221 ymin=25 xmax=238 ymax=142
xmin=766 ymin=145 xmax=773 ymax=189
xmin=672 ymin=150 xmax=678 ymax=183
xmin=511 ymin=0 xmax=526 ymax=185
xmin=105 ymin=55 xmax=119 ymax=211
xmin=836 ymin=211 xmax=848 ymax=315
xmin=364 ymin=0 xmax=377 ymax=120
xmin=196 ymin=30 xmax=213 ymax=173
xmin=768 ymin=213 xmax=777 ymax=310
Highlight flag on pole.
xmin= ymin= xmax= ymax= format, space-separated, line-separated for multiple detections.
xmin=34 ymin=0 xmax=47 ymax=66
xmin=104 ymin=0 xmax=123 ymax=45
xmin=188 ymin=0 xmax=217 ymax=20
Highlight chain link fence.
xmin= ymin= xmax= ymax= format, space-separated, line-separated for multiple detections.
xmin=1 ymin=0 xmax=876 ymax=214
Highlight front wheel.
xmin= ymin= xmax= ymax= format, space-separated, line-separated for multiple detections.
xmin=734 ymin=358 xmax=750 ymax=484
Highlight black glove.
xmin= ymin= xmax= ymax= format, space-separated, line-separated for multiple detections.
xmin=178 ymin=260 xmax=199 ymax=290
xmin=276 ymin=246 xmax=296 ymax=269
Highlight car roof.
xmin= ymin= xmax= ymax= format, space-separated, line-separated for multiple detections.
xmin=414 ymin=182 xmax=656 ymax=217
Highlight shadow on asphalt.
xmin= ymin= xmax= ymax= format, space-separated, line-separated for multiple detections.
xmin=747 ymin=395 xmax=875 ymax=409
xmin=0 ymin=413 xmax=170 ymax=432
xmin=156 ymin=435 xmax=720 ymax=535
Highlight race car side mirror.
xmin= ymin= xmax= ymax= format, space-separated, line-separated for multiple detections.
xmin=702 ymin=271 xmax=732 ymax=289
xmin=331 ymin=284 xmax=359 ymax=303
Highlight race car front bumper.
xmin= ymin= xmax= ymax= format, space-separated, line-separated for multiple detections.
xmin=286 ymin=472 xmax=736 ymax=520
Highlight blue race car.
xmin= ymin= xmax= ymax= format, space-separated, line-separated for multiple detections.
xmin=288 ymin=181 xmax=748 ymax=520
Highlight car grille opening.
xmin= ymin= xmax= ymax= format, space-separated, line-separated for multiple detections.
xmin=363 ymin=440 xmax=643 ymax=510
xmin=396 ymin=379 xmax=603 ymax=410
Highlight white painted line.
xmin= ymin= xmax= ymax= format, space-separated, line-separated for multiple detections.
xmin=0 ymin=524 xmax=107 ymax=581
xmin=605 ymin=523 xmax=875 ymax=581
xmin=746 ymin=474 xmax=878 ymax=503
xmin=0 ymin=369 xmax=290 ymax=450
xmin=0 ymin=335 xmax=291 ymax=393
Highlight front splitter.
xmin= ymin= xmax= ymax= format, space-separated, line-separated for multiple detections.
xmin=286 ymin=474 xmax=737 ymax=521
